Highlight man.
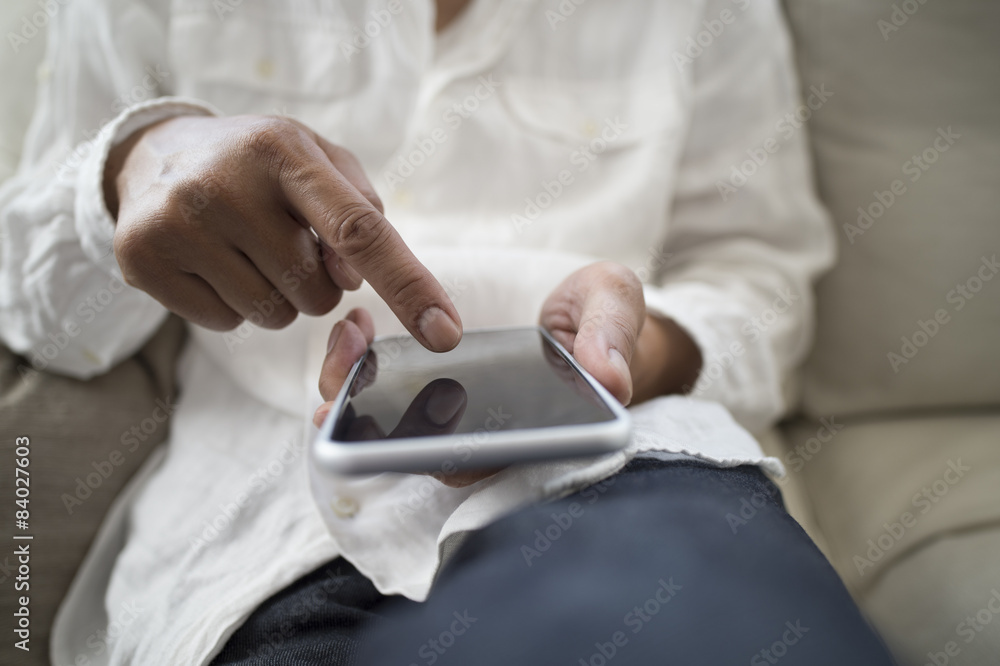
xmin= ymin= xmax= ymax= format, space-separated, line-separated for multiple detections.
xmin=0 ymin=0 xmax=895 ymax=663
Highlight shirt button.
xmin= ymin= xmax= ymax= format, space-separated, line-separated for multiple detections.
xmin=255 ymin=59 xmax=275 ymax=80
xmin=330 ymin=496 xmax=359 ymax=519
xmin=393 ymin=189 xmax=413 ymax=207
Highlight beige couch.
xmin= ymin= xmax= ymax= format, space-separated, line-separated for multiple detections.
xmin=765 ymin=1 xmax=1000 ymax=664
xmin=1 ymin=1 xmax=997 ymax=665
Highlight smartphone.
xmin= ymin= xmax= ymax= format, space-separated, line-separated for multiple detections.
xmin=312 ymin=326 xmax=631 ymax=475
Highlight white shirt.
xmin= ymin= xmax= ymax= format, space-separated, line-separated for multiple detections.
xmin=0 ymin=0 xmax=833 ymax=664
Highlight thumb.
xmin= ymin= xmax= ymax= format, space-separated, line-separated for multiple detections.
xmin=570 ymin=270 xmax=645 ymax=406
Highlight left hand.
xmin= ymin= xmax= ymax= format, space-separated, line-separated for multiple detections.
xmin=540 ymin=262 xmax=702 ymax=406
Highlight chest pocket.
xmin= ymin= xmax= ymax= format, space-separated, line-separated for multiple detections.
xmin=167 ymin=2 xmax=363 ymax=112
xmin=497 ymin=68 xmax=687 ymax=151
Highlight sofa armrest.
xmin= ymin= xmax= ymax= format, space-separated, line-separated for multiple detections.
xmin=0 ymin=315 xmax=186 ymax=665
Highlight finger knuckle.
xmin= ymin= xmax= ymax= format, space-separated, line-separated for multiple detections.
xmin=113 ymin=221 xmax=162 ymax=289
xmin=607 ymin=309 xmax=638 ymax=338
xmin=240 ymin=117 xmax=304 ymax=169
xmin=324 ymin=143 xmax=353 ymax=163
xmin=161 ymin=180 xmax=214 ymax=230
xmin=202 ymin=314 xmax=242 ymax=332
xmin=384 ymin=268 xmax=435 ymax=316
xmin=330 ymin=206 xmax=390 ymax=259
xmin=170 ymin=173 xmax=235 ymax=224
xmin=262 ymin=304 xmax=299 ymax=330
xmin=580 ymin=301 xmax=636 ymax=340
xmin=301 ymin=286 xmax=344 ymax=317
xmin=597 ymin=261 xmax=642 ymax=295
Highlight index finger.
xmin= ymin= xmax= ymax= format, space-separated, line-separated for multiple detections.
xmin=280 ymin=135 xmax=462 ymax=352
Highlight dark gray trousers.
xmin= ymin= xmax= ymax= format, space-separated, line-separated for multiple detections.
xmin=212 ymin=459 xmax=896 ymax=666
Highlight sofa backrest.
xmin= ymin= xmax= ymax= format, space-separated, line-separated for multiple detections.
xmin=784 ymin=0 xmax=1000 ymax=419
xmin=0 ymin=1 xmax=47 ymax=182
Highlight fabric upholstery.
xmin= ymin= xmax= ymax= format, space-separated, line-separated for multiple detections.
xmin=775 ymin=1 xmax=1000 ymax=663
xmin=783 ymin=0 xmax=1000 ymax=417
xmin=0 ymin=316 xmax=186 ymax=665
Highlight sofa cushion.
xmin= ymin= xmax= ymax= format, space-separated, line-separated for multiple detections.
xmin=783 ymin=0 xmax=1000 ymax=417
xmin=781 ymin=413 xmax=1000 ymax=594
xmin=864 ymin=527 xmax=1000 ymax=665
xmin=779 ymin=413 xmax=1000 ymax=662
xmin=0 ymin=316 xmax=186 ymax=666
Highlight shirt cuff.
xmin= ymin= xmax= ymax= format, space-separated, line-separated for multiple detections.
xmin=643 ymin=282 xmax=727 ymax=399
xmin=74 ymin=97 xmax=221 ymax=276
xmin=643 ymin=282 xmax=784 ymax=433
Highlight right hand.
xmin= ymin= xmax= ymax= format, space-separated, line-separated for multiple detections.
xmin=104 ymin=114 xmax=462 ymax=351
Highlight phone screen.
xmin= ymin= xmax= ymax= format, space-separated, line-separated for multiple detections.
xmin=331 ymin=328 xmax=617 ymax=443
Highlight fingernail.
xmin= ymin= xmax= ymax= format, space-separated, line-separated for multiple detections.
xmin=326 ymin=323 xmax=343 ymax=354
xmin=608 ymin=347 xmax=631 ymax=379
xmin=418 ymin=307 xmax=462 ymax=351
xmin=425 ymin=382 xmax=465 ymax=425
xmin=313 ymin=403 xmax=332 ymax=428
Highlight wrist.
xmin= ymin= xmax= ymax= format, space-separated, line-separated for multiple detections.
xmin=630 ymin=313 xmax=702 ymax=404
xmin=102 ymin=128 xmax=143 ymax=220
xmin=102 ymin=117 xmax=176 ymax=220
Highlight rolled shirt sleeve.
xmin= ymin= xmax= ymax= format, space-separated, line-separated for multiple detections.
xmin=0 ymin=0 xmax=217 ymax=378
xmin=643 ymin=0 xmax=836 ymax=433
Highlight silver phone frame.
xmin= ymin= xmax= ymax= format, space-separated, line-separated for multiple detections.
xmin=312 ymin=325 xmax=632 ymax=475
